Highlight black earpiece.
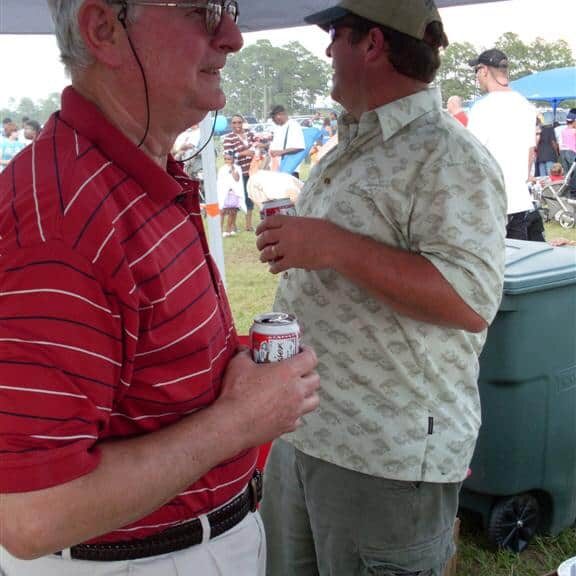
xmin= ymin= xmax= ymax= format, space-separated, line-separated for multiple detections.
xmin=118 ymin=1 xmax=128 ymax=29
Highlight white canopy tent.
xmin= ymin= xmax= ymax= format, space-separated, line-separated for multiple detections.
xmin=0 ymin=0 xmax=504 ymax=282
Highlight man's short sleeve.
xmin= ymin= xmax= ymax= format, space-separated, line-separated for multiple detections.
xmin=0 ymin=241 xmax=124 ymax=492
xmin=411 ymin=157 xmax=507 ymax=324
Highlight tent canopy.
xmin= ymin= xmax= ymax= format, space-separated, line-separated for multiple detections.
xmin=1 ymin=0 xmax=507 ymax=34
xmin=510 ymin=67 xmax=576 ymax=108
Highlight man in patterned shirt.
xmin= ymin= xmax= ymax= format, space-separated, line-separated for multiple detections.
xmin=0 ymin=1 xmax=320 ymax=575
xmin=256 ymin=0 xmax=507 ymax=575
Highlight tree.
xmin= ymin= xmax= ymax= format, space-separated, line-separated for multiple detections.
xmin=495 ymin=33 xmax=574 ymax=79
xmin=436 ymin=41 xmax=478 ymax=104
xmin=221 ymin=40 xmax=331 ymax=119
xmin=37 ymin=93 xmax=62 ymax=124
xmin=437 ymin=34 xmax=575 ymax=107
xmin=0 ymin=93 xmax=60 ymax=126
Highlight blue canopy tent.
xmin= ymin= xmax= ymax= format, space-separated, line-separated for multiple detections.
xmin=510 ymin=66 xmax=576 ymax=115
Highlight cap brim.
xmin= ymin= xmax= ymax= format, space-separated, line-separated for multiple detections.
xmin=304 ymin=6 xmax=349 ymax=31
xmin=468 ymin=58 xmax=480 ymax=67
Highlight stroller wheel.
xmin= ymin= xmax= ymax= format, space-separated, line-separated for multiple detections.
xmin=559 ymin=211 xmax=575 ymax=229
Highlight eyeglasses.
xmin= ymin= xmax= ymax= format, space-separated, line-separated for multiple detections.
xmin=111 ymin=0 xmax=239 ymax=34
xmin=328 ymin=25 xmax=338 ymax=42
xmin=328 ymin=23 xmax=353 ymax=43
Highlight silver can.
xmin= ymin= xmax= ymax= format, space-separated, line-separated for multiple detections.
xmin=260 ymin=198 xmax=296 ymax=220
xmin=250 ymin=312 xmax=300 ymax=363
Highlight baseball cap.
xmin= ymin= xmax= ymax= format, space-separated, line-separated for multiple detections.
xmin=303 ymin=0 xmax=443 ymax=41
xmin=468 ymin=49 xmax=509 ymax=69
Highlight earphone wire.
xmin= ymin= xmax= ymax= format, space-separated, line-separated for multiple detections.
xmin=117 ymin=1 xmax=218 ymax=161
xmin=175 ymin=112 xmax=219 ymax=164
xmin=118 ymin=3 xmax=151 ymax=149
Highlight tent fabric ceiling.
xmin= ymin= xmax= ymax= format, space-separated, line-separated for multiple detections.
xmin=1 ymin=0 xmax=506 ymax=34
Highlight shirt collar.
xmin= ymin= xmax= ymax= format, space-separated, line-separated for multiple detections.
xmin=58 ymin=86 xmax=185 ymax=203
xmin=338 ymin=87 xmax=442 ymax=144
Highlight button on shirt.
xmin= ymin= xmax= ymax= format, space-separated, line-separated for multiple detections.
xmin=275 ymin=88 xmax=507 ymax=483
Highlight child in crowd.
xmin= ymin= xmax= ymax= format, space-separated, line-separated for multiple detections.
xmin=549 ymin=163 xmax=564 ymax=182
xmin=217 ymin=150 xmax=245 ymax=237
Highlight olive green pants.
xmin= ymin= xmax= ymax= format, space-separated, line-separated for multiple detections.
xmin=260 ymin=439 xmax=459 ymax=576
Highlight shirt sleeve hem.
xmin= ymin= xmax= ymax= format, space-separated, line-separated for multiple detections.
xmin=0 ymin=443 xmax=101 ymax=493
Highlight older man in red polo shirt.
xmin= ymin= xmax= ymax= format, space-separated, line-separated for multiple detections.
xmin=0 ymin=1 xmax=320 ymax=575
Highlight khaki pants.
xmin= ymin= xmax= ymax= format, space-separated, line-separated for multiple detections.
xmin=261 ymin=439 xmax=459 ymax=576
xmin=0 ymin=511 xmax=266 ymax=576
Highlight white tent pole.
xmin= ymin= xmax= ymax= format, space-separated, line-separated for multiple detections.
xmin=199 ymin=114 xmax=226 ymax=287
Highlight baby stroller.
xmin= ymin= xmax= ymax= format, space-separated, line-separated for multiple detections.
xmin=535 ymin=160 xmax=576 ymax=229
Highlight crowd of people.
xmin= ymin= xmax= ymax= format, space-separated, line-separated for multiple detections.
xmin=0 ymin=1 xmax=573 ymax=576
xmin=0 ymin=116 xmax=41 ymax=172
xmin=445 ymin=49 xmax=576 ymax=242
xmin=213 ymin=105 xmax=340 ymax=238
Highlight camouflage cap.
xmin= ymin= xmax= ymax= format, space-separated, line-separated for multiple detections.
xmin=304 ymin=0 xmax=443 ymax=41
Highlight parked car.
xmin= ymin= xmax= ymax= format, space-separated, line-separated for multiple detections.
xmin=243 ymin=115 xmax=259 ymax=126
xmin=250 ymin=122 xmax=275 ymax=142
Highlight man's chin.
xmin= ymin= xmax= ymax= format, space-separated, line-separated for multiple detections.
xmin=330 ymin=88 xmax=342 ymax=107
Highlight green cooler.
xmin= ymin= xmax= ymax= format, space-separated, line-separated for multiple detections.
xmin=459 ymin=239 xmax=576 ymax=552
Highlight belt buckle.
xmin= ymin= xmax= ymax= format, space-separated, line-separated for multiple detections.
xmin=249 ymin=470 xmax=263 ymax=512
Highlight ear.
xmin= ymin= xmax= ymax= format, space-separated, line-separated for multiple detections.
xmin=365 ymin=27 xmax=387 ymax=64
xmin=77 ymin=0 xmax=126 ymax=68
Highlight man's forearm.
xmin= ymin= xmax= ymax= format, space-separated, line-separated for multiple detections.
xmin=326 ymin=224 xmax=487 ymax=332
xmin=1 ymin=403 xmax=245 ymax=560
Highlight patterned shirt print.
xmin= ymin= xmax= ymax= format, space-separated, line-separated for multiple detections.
xmin=275 ymin=88 xmax=507 ymax=483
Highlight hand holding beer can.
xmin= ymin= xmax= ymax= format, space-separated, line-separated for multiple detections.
xmin=250 ymin=313 xmax=300 ymax=363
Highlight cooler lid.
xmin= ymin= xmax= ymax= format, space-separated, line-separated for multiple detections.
xmin=504 ymin=239 xmax=576 ymax=294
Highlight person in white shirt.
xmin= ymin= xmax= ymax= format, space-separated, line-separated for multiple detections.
xmin=468 ymin=49 xmax=536 ymax=240
xmin=269 ymin=105 xmax=305 ymax=178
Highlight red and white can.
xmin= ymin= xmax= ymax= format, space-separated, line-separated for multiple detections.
xmin=250 ymin=312 xmax=300 ymax=363
xmin=260 ymin=198 xmax=296 ymax=220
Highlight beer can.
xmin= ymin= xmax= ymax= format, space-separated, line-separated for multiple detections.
xmin=260 ymin=198 xmax=296 ymax=220
xmin=250 ymin=312 xmax=300 ymax=363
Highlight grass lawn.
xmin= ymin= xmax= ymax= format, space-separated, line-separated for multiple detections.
xmin=217 ymin=214 xmax=576 ymax=575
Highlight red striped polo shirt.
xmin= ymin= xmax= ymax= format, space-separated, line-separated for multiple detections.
xmin=0 ymin=86 xmax=257 ymax=542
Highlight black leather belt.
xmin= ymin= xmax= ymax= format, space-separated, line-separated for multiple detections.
xmin=55 ymin=471 xmax=262 ymax=562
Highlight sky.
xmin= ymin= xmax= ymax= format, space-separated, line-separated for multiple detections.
xmin=0 ymin=0 xmax=574 ymax=110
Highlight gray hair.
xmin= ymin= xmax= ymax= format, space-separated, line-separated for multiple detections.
xmin=47 ymin=0 xmax=138 ymax=74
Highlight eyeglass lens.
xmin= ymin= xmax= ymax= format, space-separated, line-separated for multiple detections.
xmin=206 ymin=0 xmax=238 ymax=34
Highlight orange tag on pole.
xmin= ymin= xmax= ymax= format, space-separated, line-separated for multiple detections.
xmin=204 ymin=203 xmax=220 ymax=217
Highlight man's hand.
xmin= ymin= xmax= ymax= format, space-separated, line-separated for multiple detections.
xmin=256 ymin=215 xmax=338 ymax=274
xmin=0 ymin=346 xmax=320 ymax=560
xmin=216 ymin=347 xmax=320 ymax=448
